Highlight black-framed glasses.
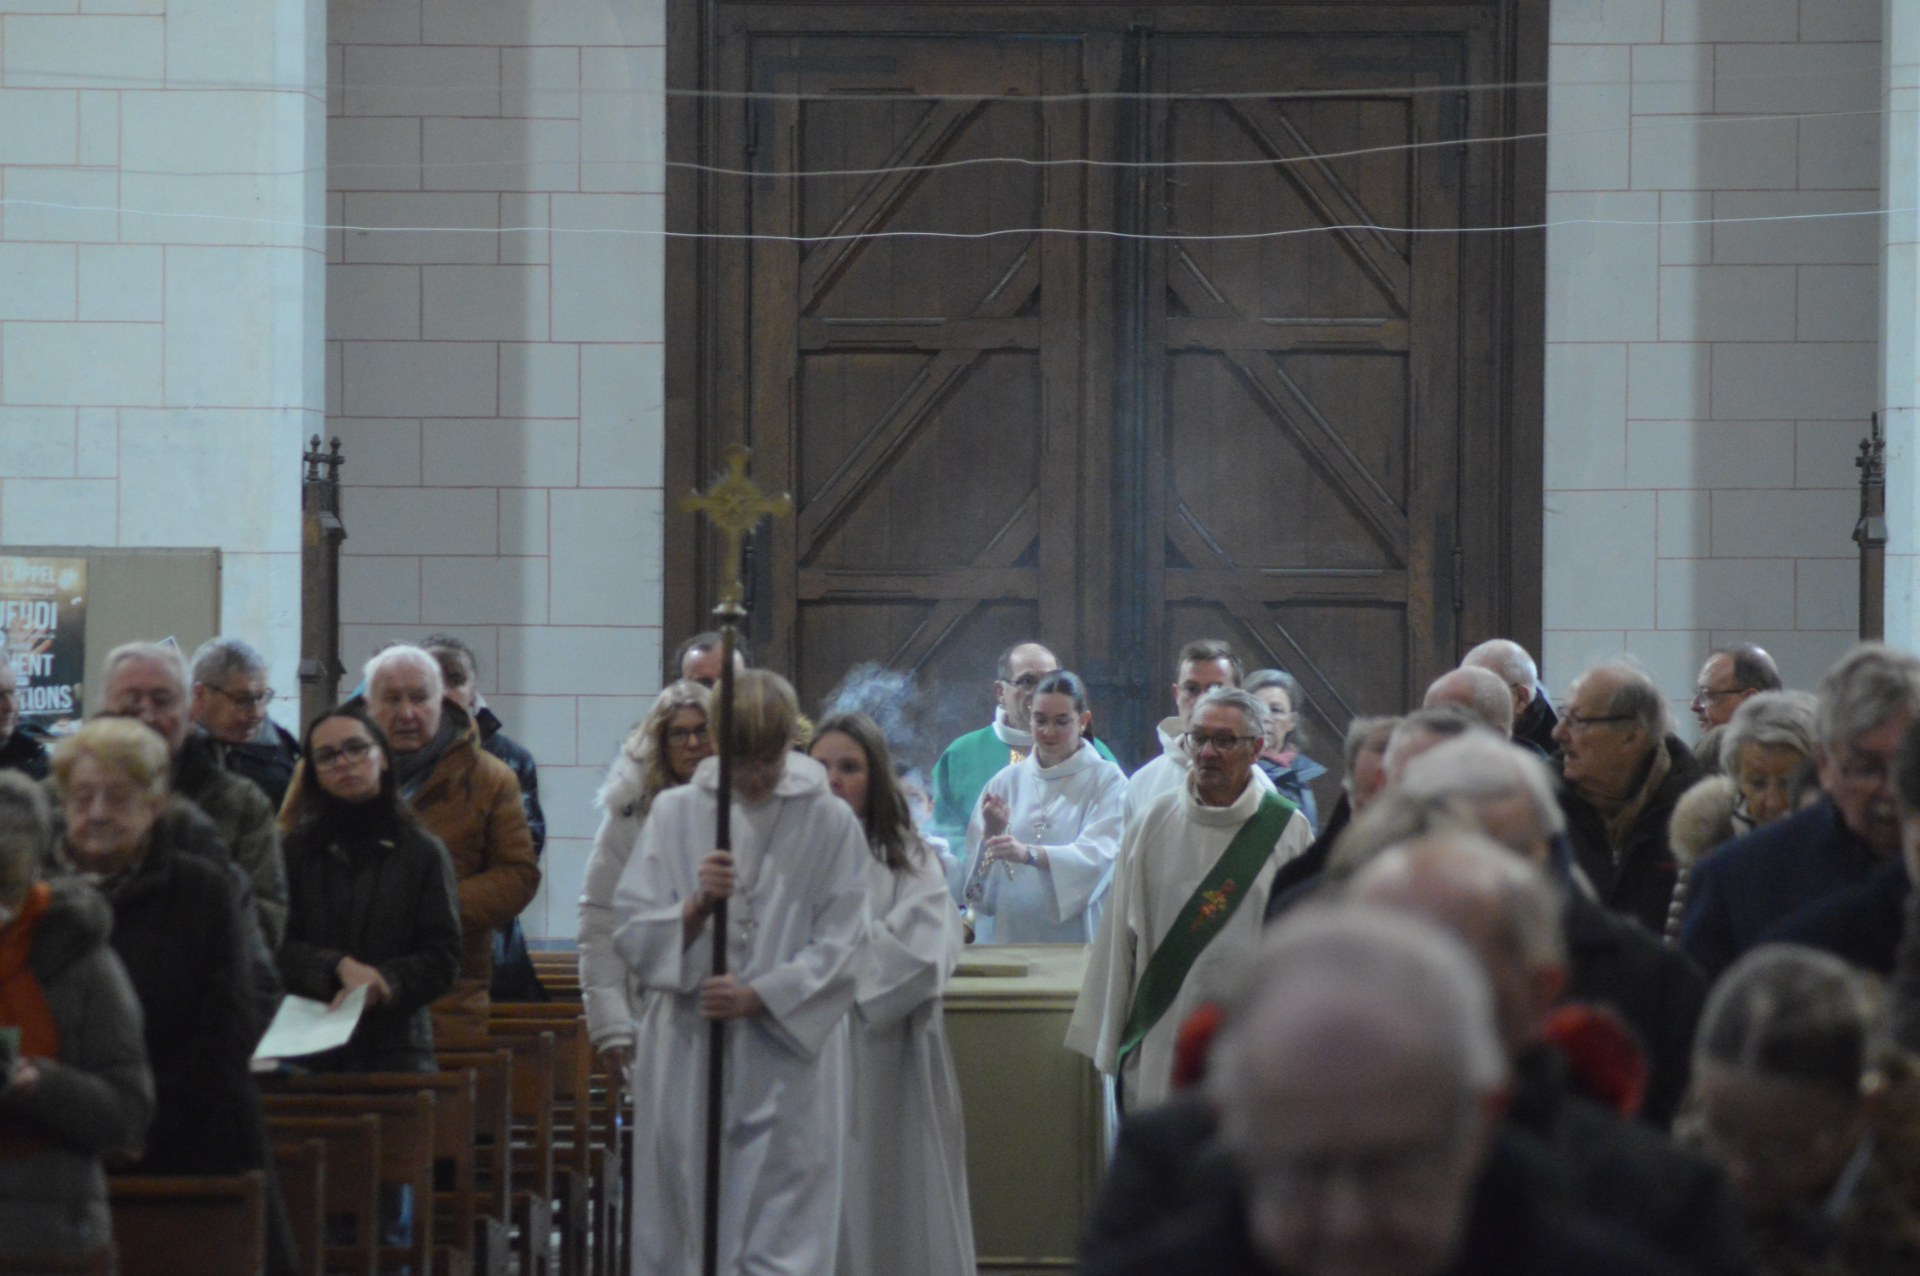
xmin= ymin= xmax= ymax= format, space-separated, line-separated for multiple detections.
xmin=1691 ymin=686 xmax=1743 ymax=706
xmin=1561 ymin=711 xmax=1634 ymax=730
xmin=312 ymin=738 xmax=375 ymax=769
xmin=205 ymin=684 xmax=277 ymax=712
xmin=1184 ymin=731 xmax=1261 ymax=752
xmin=667 ymin=725 xmax=710 ymax=745
xmin=1000 ymin=673 xmax=1046 ymax=692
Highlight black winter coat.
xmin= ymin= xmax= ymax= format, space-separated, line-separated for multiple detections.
xmin=0 ymin=729 xmax=48 ymax=781
xmin=1558 ymin=735 xmax=1702 ymax=933
xmin=478 ymin=707 xmax=549 ymax=1002
xmin=216 ymin=720 xmax=301 ymax=813
xmin=277 ymin=810 xmax=462 ymax=1073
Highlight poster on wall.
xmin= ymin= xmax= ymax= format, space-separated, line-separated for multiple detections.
xmin=0 ymin=556 xmax=86 ymax=733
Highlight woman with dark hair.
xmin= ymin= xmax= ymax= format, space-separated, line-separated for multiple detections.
xmin=809 ymin=713 xmax=976 ymax=1276
xmin=579 ymin=680 xmax=713 ymax=1076
xmin=277 ymin=705 xmax=461 ymax=1072
xmin=1243 ymin=669 xmax=1325 ymax=833
xmin=962 ymin=670 xmax=1127 ymax=944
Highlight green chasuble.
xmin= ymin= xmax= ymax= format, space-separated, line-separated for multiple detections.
xmin=929 ymin=724 xmax=1118 ymax=847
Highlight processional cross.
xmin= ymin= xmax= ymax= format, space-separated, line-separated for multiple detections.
xmin=681 ymin=444 xmax=792 ymax=1276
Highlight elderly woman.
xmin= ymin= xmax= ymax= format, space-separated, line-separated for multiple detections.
xmin=0 ymin=771 xmax=153 ymax=1264
xmin=1243 ymin=669 xmax=1324 ymax=833
xmin=577 ymin=680 xmax=712 ymax=1076
xmin=1685 ymin=944 xmax=1920 ymax=1274
xmin=1667 ymin=692 xmax=1818 ymax=940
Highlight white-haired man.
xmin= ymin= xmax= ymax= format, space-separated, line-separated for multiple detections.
xmin=1069 ymin=687 xmax=1312 ymax=1110
xmin=1423 ymin=666 xmax=1515 ymax=739
xmin=1464 ymin=638 xmax=1558 ymax=756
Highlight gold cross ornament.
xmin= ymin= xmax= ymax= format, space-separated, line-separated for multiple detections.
xmin=682 ymin=445 xmax=793 ymax=608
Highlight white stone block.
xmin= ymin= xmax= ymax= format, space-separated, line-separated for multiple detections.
xmin=1795 ymin=421 xmax=1864 ymax=488
xmin=0 ymin=408 xmax=74 ymax=477
xmin=1799 ymin=0 xmax=1883 ymax=42
xmin=343 ymin=485 xmax=498 ymax=556
xmin=219 ymin=550 xmax=305 ymax=694
xmin=76 ymin=409 xmax=116 ymax=477
xmin=581 ymin=45 xmax=665 ymax=194
xmin=498 ymin=625 xmax=659 ymax=695
xmin=423 ymin=265 xmax=550 ymax=341
xmin=423 ymin=0 xmax=663 ymax=46
xmin=1630 ymin=44 xmax=1713 ymax=117
xmin=548 ymin=487 xmax=662 ymax=628
xmin=1711 ymin=488 xmax=1856 ymax=556
xmin=1664 ymin=0 xmax=1798 ymax=40
xmin=539 ymin=768 xmax=602 ymax=841
xmin=1663 ymin=191 xmax=1719 ymax=269
xmin=344 ymin=45 xmax=499 ymax=117
xmin=1655 ymin=558 xmax=1798 ymax=631
xmin=165 ymin=247 xmax=310 ymax=408
xmin=121 ymin=171 xmax=307 ymax=249
xmin=423 ymin=119 xmax=579 ymax=192
xmin=421 ymin=555 xmax=549 ymax=625
xmin=341 ymin=193 xmax=500 ymax=265
xmin=3 ymin=323 xmax=160 ymax=406
xmin=1545 ymin=192 xmax=1659 ymax=342
xmin=1544 ymin=342 xmax=1626 ymax=490
xmin=1544 ymin=491 xmax=1658 ymax=630
xmin=1626 ymin=343 xmax=1711 ymax=420
xmin=1539 ymin=631 xmax=1629 ymax=694
xmin=165 ymin=0 xmax=298 ymax=87
xmin=331 ymin=0 xmax=421 ymax=44
xmin=0 ymin=91 xmax=76 ymax=165
xmin=1657 ymin=490 xmax=1710 ymax=557
xmin=0 ymin=243 xmax=75 ymax=320
xmin=579 ymin=343 xmax=664 ymax=488
xmin=78 ymin=90 xmax=118 ymax=165
xmin=341 ymin=341 xmax=497 ymax=417
xmin=116 ymin=408 xmax=303 ymax=550
xmin=1630 ymin=116 xmax=1798 ymax=192
xmin=326 ymin=341 xmax=343 ymax=416
xmin=1795 ymin=557 xmax=1860 ymax=630
xmin=1626 ymin=420 xmax=1796 ymax=490
xmin=500 ymin=342 xmax=578 ymax=418
xmin=1657 ymin=265 xmax=1796 ymax=343
xmin=502 ymin=47 xmax=580 ymax=119
xmin=500 ymin=488 xmax=546 ymax=556
xmin=500 ymin=194 xmax=550 ymax=266
xmin=3 ymin=16 xmax=163 ymax=87
xmin=327 ymin=417 xmax=422 ymax=486
xmin=0 ymin=0 xmax=85 ymax=11
xmin=1552 ymin=0 xmax=1662 ymax=42
xmin=78 ymin=245 xmax=161 ymax=322
xmin=1712 ymin=342 xmax=1875 ymax=422
xmin=329 ymin=116 xmax=423 ymax=192
xmin=0 ymin=478 xmax=116 ymax=545
xmin=1713 ymin=43 xmax=1881 ymax=116
xmin=422 ymin=418 xmax=579 ymax=487
xmin=551 ymin=195 xmax=663 ymax=342
xmin=340 ymin=555 xmax=422 ymax=624
xmin=328 ymin=264 xmax=422 ymax=340
xmin=1713 ymin=192 xmax=1879 ymax=266
xmin=327 ymin=191 xmax=346 ymax=265
xmin=1623 ymin=630 xmax=1712 ymax=700
xmin=1 ymin=169 xmax=116 ymax=242
xmin=1797 ymin=111 xmax=1881 ymax=191
xmin=517 ymin=872 xmax=551 ymax=940
xmin=482 ymin=693 xmax=577 ymax=765
xmin=1797 ymin=266 xmax=1877 ymax=342
xmin=577 ymin=694 xmax=651 ymax=763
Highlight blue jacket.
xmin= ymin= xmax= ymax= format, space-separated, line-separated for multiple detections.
xmin=1679 ymin=797 xmax=1883 ymax=979
xmin=1257 ymin=752 xmax=1326 ymax=833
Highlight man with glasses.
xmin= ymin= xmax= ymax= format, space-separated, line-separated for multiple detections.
xmin=1071 ymin=688 xmax=1310 ymax=1110
xmin=1552 ymin=661 xmax=1702 ymax=934
xmin=0 ymin=657 xmax=48 ymax=779
xmin=1691 ymin=642 xmax=1782 ymax=733
xmin=928 ymin=641 xmax=1116 ymax=849
xmin=1124 ymin=639 xmax=1248 ymax=827
xmin=190 ymin=637 xmax=299 ymax=809
xmin=1683 ymin=644 xmax=1920 ymax=978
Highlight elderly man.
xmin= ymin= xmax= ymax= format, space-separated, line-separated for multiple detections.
xmin=0 ymin=658 xmax=47 ymax=779
xmin=102 ymin=641 xmax=288 ymax=949
xmin=671 ymin=630 xmax=747 ymax=689
xmin=1552 ymin=661 xmax=1700 ymax=934
xmin=1423 ymin=666 xmax=1515 ymax=738
xmin=1259 ymin=714 xmax=1399 ymax=925
xmin=1384 ymin=704 xmax=1498 ymax=785
xmin=1683 ymin=644 xmax=1920 ymax=978
xmin=189 ymin=637 xmax=299 ymax=810
xmin=927 ymin=641 xmax=1117 ymax=849
xmin=1463 ymin=637 xmax=1558 ymax=756
xmin=1082 ymin=906 xmax=1688 ymax=1276
xmin=1691 ymin=642 xmax=1782 ymax=732
xmin=1069 ymin=687 xmax=1312 ymax=1110
xmin=1125 ymin=640 xmax=1249 ymax=826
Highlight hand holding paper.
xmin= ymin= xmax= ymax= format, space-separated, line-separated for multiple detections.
xmin=252 ymin=984 xmax=369 ymax=1065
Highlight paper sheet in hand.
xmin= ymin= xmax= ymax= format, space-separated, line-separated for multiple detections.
xmin=251 ymin=986 xmax=368 ymax=1063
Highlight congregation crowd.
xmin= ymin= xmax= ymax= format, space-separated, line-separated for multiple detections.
xmin=1 ymin=619 xmax=1918 ymax=1276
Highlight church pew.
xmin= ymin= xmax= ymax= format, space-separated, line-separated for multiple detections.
xmin=445 ymin=1035 xmax=554 ymax=1276
xmin=263 ymin=1093 xmax=437 ymax=1276
xmin=263 ymin=1114 xmax=379 ymax=1276
xmin=0 ymin=1248 xmax=114 ymax=1274
xmin=108 ymin=1172 xmax=266 ymax=1276
xmin=272 ymin=1137 xmax=328 ymax=1276
xmin=433 ymin=1049 xmax=514 ymax=1229
xmin=488 ymin=1013 xmax=596 ymax=1276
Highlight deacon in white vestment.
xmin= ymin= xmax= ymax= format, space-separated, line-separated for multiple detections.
xmin=1068 ymin=688 xmax=1312 ymax=1111
xmin=613 ymin=722 xmax=870 ymax=1276
xmin=1123 ymin=639 xmax=1245 ymax=827
xmin=962 ymin=741 xmax=1127 ymax=944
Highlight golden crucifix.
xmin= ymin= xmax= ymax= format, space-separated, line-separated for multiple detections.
xmin=681 ymin=444 xmax=793 ymax=610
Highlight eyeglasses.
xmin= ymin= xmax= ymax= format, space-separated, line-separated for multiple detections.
xmin=1001 ymin=674 xmax=1046 ymax=691
xmin=1691 ymin=686 xmax=1743 ymax=706
xmin=666 ymin=725 xmax=710 ymax=745
xmin=1184 ymin=731 xmax=1261 ymax=752
xmin=205 ymin=684 xmax=276 ymax=712
xmin=312 ymin=738 xmax=376 ymax=770
xmin=1560 ymin=711 xmax=1634 ymax=730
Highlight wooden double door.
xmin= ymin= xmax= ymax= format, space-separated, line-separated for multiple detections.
xmin=665 ymin=2 xmax=1545 ymax=773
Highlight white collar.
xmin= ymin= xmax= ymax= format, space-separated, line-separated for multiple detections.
xmin=1029 ymin=741 xmax=1101 ymax=781
xmin=691 ymin=750 xmax=828 ymax=800
xmin=991 ymin=707 xmax=1034 ymax=750
xmin=1182 ymin=768 xmax=1271 ymax=827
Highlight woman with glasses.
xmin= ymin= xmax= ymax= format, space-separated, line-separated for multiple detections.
xmin=1243 ymin=669 xmax=1324 ymax=833
xmin=578 ymin=680 xmax=713 ymax=1077
xmin=960 ymin=671 xmax=1127 ymax=944
xmin=276 ymin=705 xmax=461 ymax=1072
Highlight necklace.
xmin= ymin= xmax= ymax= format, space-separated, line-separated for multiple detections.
xmin=730 ymin=795 xmax=791 ymax=942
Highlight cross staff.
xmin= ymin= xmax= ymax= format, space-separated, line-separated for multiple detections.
xmin=681 ymin=444 xmax=792 ymax=1276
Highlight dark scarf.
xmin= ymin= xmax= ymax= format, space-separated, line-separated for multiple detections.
xmin=391 ymin=714 xmax=458 ymax=800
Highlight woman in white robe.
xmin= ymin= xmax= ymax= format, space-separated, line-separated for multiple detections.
xmin=613 ymin=671 xmax=871 ymax=1276
xmin=811 ymin=713 xmax=976 ymax=1276
xmin=577 ymin=680 xmax=712 ymax=1073
xmin=962 ymin=671 xmax=1128 ymax=944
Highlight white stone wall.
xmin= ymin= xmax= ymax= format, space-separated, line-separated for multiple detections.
xmin=1543 ymin=0 xmax=1882 ymax=726
xmin=0 ymin=0 xmax=325 ymax=700
xmin=326 ymin=0 xmax=667 ymax=940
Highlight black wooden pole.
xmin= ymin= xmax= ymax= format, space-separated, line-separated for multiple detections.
xmin=702 ymin=605 xmax=743 ymax=1276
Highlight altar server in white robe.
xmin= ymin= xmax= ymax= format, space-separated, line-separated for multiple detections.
xmin=1122 ymin=638 xmax=1255 ymax=828
xmin=961 ymin=671 xmax=1127 ymax=944
xmin=1068 ymin=687 xmax=1312 ymax=1110
xmin=809 ymin=713 xmax=976 ymax=1276
xmin=612 ymin=670 xmax=871 ymax=1276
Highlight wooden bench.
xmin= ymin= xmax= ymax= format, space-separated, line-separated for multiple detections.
xmin=0 ymin=1248 xmax=115 ymax=1274
xmin=109 ymin=1172 xmax=266 ymax=1276
xmin=445 ymin=1036 xmax=553 ymax=1276
xmin=263 ymin=1093 xmax=436 ymax=1276
xmin=264 ymin=1114 xmax=381 ymax=1276
xmin=273 ymin=1137 xmax=328 ymax=1276
xmin=488 ymin=1008 xmax=606 ymax=1276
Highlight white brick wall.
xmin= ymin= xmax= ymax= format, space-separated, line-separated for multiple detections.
xmin=328 ymin=0 xmax=667 ymax=941
xmin=1543 ymin=0 xmax=1880 ymax=723
xmin=0 ymin=0 xmax=322 ymax=702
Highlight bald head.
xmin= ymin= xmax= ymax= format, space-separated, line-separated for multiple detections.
xmin=1424 ymin=667 xmax=1515 ymax=738
xmin=1383 ymin=705 xmax=1498 ymax=786
xmin=1463 ymin=639 xmax=1540 ymax=725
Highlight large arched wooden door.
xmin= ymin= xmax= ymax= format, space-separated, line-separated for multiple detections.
xmin=665 ymin=3 xmax=1545 ymax=772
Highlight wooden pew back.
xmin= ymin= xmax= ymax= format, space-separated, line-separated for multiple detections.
xmin=272 ymin=1137 xmax=328 ymax=1276
xmin=263 ymin=1093 xmax=437 ymax=1276
xmin=264 ymin=1114 xmax=379 ymax=1276
xmin=109 ymin=1172 xmax=266 ymax=1276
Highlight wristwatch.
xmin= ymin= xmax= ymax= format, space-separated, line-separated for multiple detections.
xmin=1024 ymin=847 xmax=1039 ymax=869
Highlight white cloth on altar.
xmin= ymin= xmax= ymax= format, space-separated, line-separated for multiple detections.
xmin=1066 ymin=774 xmax=1312 ymax=1110
xmin=837 ymin=846 xmax=976 ymax=1276
xmin=612 ymin=752 xmax=871 ymax=1276
xmin=959 ymin=742 xmax=1127 ymax=944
